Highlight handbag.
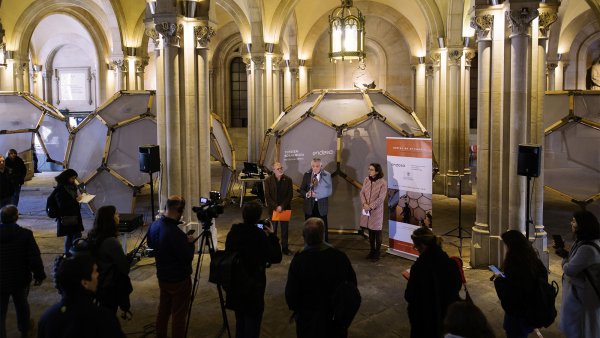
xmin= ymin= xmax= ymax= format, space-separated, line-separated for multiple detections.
xmin=582 ymin=241 xmax=600 ymax=300
xmin=61 ymin=215 xmax=79 ymax=227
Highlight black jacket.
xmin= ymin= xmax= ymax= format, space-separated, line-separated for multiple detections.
xmin=5 ymin=155 xmax=27 ymax=186
xmin=146 ymin=216 xmax=195 ymax=283
xmin=225 ymin=223 xmax=282 ymax=313
xmin=0 ymin=222 xmax=46 ymax=293
xmin=94 ymin=237 xmax=132 ymax=312
xmin=0 ymin=168 xmax=14 ymax=201
xmin=285 ymin=245 xmax=357 ymax=338
xmin=264 ymin=174 xmax=293 ymax=211
xmin=404 ymin=245 xmax=462 ymax=338
xmin=54 ymin=184 xmax=84 ymax=236
xmin=38 ymin=291 xmax=126 ymax=338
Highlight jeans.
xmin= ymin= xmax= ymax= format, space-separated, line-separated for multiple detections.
xmin=272 ymin=221 xmax=289 ymax=250
xmin=12 ymin=184 xmax=22 ymax=207
xmin=0 ymin=286 xmax=31 ymax=338
xmin=64 ymin=232 xmax=82 ymax=254
xmin=156 ymin=277 xmax=192 ymax=338
xmin=306 ymin=204 xmax=328 ymax=242
xmin=234 ymin=310 xmax=263 ymax=338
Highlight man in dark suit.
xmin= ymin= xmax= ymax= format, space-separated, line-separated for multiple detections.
xmin=5 ymin=149 xmax=27 ymax=207
xmin=264 ymin=162 xmax=294 ymax=255
xmin=299 ymin=158 xmax=333 ymax=242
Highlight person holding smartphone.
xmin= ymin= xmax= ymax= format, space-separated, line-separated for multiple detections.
xmin=225 ymin=201 xmax=282 ymax=338
xmin=493 ymin=230 xmax=548 ymax=338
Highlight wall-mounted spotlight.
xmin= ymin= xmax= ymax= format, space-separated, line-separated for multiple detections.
xmin=146 ymin=0 xmax=156 ymax=15
xmin=5 ymin=50 xmax=14 ymax=60
xmin=437 ymin=37 xmax=445 ymax=48
xmin=32 ymin=64 xmax=43 ymax=72
xmin=418 ymin=57 xmax=425 ymax=64
xmin=265 ymin=43 xmax=274 ymax=54
xmin=126 ymin=47 xmax=138 ymax=57
xmin=180 ymin=0 xmax=210 ymax=18
xmin=557 ymin=53 xmax=562 ymax=61
xmin=463 ymin=37 xmax=471 ymax=48
xmin=284 ymin=59 xmax=290 ymax=68
xmin=299 ymin=59 xmax=306 ymax=67
xmin=245 ymin=43 xmax=252 ymax=54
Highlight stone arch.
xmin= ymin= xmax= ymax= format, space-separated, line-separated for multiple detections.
xmin=212 ymin=30 xmax=244 ymax=125
xmin=269 ymin=0 xmax=443 ymax=48
xmin=563 ymin=16 xmax=600 ymax=89
xmin=216 ymin=0 xmax=252 ymax=42
xmin=280 ymin=11 xmax=298 ymax=61
xmin=576 ymin=31 xmax=600 ymax=89
xmin=301 ymin=2 xmax=421 ymax=60
xmin=245 ymin=0 xmax=265 ymax=47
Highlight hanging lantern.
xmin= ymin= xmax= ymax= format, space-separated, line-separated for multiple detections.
xmin=329 ymin=0 xmax=365 ymax=63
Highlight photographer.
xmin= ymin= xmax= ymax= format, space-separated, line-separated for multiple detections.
xmin=147 ymin=195 xmax=195 ymax=338
xmin=225 ymin=201 xmax=282 ymax=338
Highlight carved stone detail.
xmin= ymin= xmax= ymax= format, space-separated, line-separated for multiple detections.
xmin=506 ymin=7 xmax=539 ymax=36
xmin=448 ymin=49 xmax=463 ymax=66
xmin=470 ymin=14 xmax=493 ymax=41
xmin=538 ymin=9 xmax=558 ymax=38
xmin=136 ymin=58 xmax=149 ymax=73
xmin=547 ymin=63 xmax=558 ymax=74
xmin=430 ymin=53 xmax=441 ymax=66
xmin=464 ymin=51 xmax=476 ymax=67
xmin=272 ymin=56 xmax=283 ymax=71
xmin=194 ymin=25 xmax=215 ymax=49
xmin=145 ymin=28 xmax=159 ymax=48
xmin=155 ymin=22 xmax=182 ymax=48
xmin=110 ymin=59 xmax=127 ymax=72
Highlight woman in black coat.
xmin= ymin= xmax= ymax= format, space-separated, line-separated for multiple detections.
xmin=53 ymin=169 xmax=84 ymax=254
xmin=404 ymin=226 xmax=462 ymax=338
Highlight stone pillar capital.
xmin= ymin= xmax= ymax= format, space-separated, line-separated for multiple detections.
xmin=155 ymin=22 xmax=182 ymax=48
xmin=425 ymin=64 xmax=434 ymax=77
xmin=430 ymin=52 xmax=441 ymax=67
xmin=448 ymin=49 xmax=463 ymax=66
xmin=194 ymin=24 xmax=216 ymax=49
xmin=464 ymin=50 xmax=476 ymax=68
xmin=135 ymin=58 xmax=149 ymax=74
xmin=538 ymin=8 xmax=558 ymax=39
xmin=145 ymin=27 xmax=160 ymax=49
xmin=272 ymin=55 xmax=283 ymax=71
xmin=547 ymin=62 xmax=558 ymax=72
xmin=506 ymin=7 xmax=539 ymax=37
xmin=471 ymin=14 xmax=493 ymax=41
xmin=110 ymin=59 xmax=127 ymax=72
xmin=251 ymin=55 xmax=265 ymax=70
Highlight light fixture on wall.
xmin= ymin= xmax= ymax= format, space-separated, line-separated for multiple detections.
xmin=557 ymin=53 xmax=562 ymax=61
xmin=245 ymin=43 xmax=252 ymax=54
xmin=299 ymin=59 xmax=306 ymax=67
xmin=146 ymin=0 xmax=156 ymax=15
xmin=437 ymin=37 xmax=446 ymax=48
xmin=180 ymin=0 xmax=210 ymax=18
xmin=284 ymin=59 xmax=290 ymax=68
xmin=0 ymin=44 xmax=6 ymax=67
xmin=265 ymin=43 xmax=274 ymax=54
xmin=463 ymin=37 xmax=470 ymax=48
xmin=328 ymin=0 xmax=365 ymax=63
xmin=418 ymin=57 xmax=425 ymax=64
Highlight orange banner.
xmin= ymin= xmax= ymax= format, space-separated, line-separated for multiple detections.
xmin=386 ymin=138 xmax=432 ymax=159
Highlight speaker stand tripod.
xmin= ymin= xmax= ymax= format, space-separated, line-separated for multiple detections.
xmin=443 ymin=175 xmax=471 ymax=257
xmin=128 ymin=171 xmax=156 ymax=263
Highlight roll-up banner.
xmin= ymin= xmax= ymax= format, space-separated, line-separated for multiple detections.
xmin=386 ymin=137 xmax=433 ymax=260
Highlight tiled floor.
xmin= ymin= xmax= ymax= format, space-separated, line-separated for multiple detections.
xmin=2 ymin=168 xmax=579 ymax=338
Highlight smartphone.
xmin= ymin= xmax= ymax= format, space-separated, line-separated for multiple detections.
xmin=186 ymin=229 xmax=196 ymax=236
xmin=256 ymin=223 xmax=264 ymax=229
xmin=552 ymin=234 xmax=565 ymax=248
xmin=488 ymin=265 xmax=505 ymax=278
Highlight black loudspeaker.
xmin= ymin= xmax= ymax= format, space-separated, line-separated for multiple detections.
xmin=517 ymin=144 xmax=542 ymax=177
xmin=139 ymin=145 xmax=160 ymax=173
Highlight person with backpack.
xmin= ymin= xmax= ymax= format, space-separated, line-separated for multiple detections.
xmin=493 ymin=230 xmax=550 ymax=338
xmin=404 ymin=226 xmax=462 ymax=338
xmin=52 ymin=169 xmax=84 ymax=254
xmin=558 ymin=210 xmax=600 ymax=337
xmin=225 ymin=201 xmax=282 ymax=338
xmin=87 ymin=205 xmax=132 ymax=315
xmin=286 ymin=217 xmax=358 ymax=338
xmin=443 ymin=301 xmax=495 ymax=338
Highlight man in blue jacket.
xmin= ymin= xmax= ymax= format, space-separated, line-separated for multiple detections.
xmin=300 ymin=158 xmax=333 ymax=242
xmin=147 ymin=195 xmax=195 ymax=338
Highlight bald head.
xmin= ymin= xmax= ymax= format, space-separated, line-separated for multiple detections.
xmin=303 ymin=217 xmax=324 ymax=246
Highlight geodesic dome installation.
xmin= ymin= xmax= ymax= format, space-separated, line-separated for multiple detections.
xmin=544 ymin=91 xmax=600 ymax=215
xmin=0 ymin=92 xmax=70 ymax=167
xmin=67 ymin=90 xmax=156 ymax=213
xmin=259 ymin=89 xmax=428 ymax=231
xmin=210 ymin=113 xmax=236 ymax=198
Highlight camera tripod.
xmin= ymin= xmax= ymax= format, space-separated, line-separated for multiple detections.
xmin=442 ymin=175 xmax=471 ymax=257
xmin=185 ymin=221 xmax=231 ymax=338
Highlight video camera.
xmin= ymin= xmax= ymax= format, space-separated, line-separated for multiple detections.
xmin=192 ymin=191 xmax=225 ymax=226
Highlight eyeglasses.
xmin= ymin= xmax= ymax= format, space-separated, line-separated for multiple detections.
xmin=274 ymin=167 xmax=283 ymax=171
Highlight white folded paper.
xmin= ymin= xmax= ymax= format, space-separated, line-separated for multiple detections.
xmin=79 ymin=193 xmax=96 ymax=204
xmin=362 ymin=209 xmax=370 ymax=216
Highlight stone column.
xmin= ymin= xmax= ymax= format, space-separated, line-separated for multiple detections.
xmin=43 ymin=69 xmax=53 ymax=103
xmin=135 ymin=58 xmax=148 ymax=90
xmin=462 ymin=51 xmax=476 ymax=195
xmin=13 ymin=59 xmax=27 ymax=92
xmin=425 ymin=64 xmax=434 ymax=133
xmin=156 ymin=20 xmax=183 ymax=197
xmin=272 ymin=57 xmax=282 ymax=122
xmin=446 ymin=48 xmax=463 ymax=198
xmin=414 ymin=62 xmax=426 ymax=126
xmin=430 ymin=52 xmax=444 ymax=194
xmin=249 ymin=55 xmax=264 ymax=161
xmin=506 ymin=6 xmax=538 ymax=236
xmin=299 ymin=61 xmax=309 ymax=97
xmin=546 ymin=63 xmax=557 ymax=91
xmin=209 ymin=69 xmax=215 ymax=114
xmin=111 ymin=59 xmax=126 ymax=92
xmin=470 ymin=12 xmax=493 ymax=268
xmin=265 ymin=54 xmax=274 ymax=129
xmin=290 ymin=67 xmax=298 ymax=104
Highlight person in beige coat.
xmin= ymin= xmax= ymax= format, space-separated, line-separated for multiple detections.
xmin=360 ymin=163 xmax=387 ymax=261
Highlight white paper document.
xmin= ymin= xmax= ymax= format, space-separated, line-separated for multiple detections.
xmin=362 ymin=209 xmax=370 ymax=216
xmin=79 ymin=193 xmax=96 ymax=204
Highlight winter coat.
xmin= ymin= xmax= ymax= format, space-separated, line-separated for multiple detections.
xmin=5 ymin=155 xmax=27 ymax=186
xmin=147 ymin=216 xmax=195 ymax=283
xmin=0 ymin=222 xmax=46 ymax=293
xmin=54 ymin=184 xmax=84 ymax=236
xmin=0 ymin=168 xmax=14 ymax=203
xmin=559 ymin=239 xmax=600 ymax=338
xmin=405 ymin=245 xmax=462 ymax=338
xmin=264 ymin=174 xmax=293 ymax=211
xmin=95 ymin=237 xmax=132 ymax=312
xmin=224 ymin=223 xmax=282 ymax=313
xmin=359 ymin=177 xmax=387 ymax=230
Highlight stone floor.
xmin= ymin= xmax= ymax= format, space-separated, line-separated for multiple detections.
xmin=2 ymin=167 xmax=580 ymax=338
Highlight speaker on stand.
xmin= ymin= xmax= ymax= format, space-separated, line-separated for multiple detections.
xmin=517 ymin=144 xmax=542 ymax=240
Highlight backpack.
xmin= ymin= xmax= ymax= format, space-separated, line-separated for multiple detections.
xmin=46 ymin=188 xmax=60 ymax=219
xmin=581 ymin=242 xmax=600 ymax=301
xmin=450 ymin=256 xmax=472 ymax=303
xmin=209 ymin=250 xmax=241 ymax=291
xmin=331 ymin=280 xmax=361 ymax=329
xmin=524 ymin=276 xmax=559 ymax=328
xmin=52 ymin=237 xmax=98 ymax=292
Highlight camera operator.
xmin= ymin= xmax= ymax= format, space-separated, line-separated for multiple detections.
xmin=225 ymin=201 xmax=282 ymax=338
xmin=147 ymin=195 xmax=195 ymax=338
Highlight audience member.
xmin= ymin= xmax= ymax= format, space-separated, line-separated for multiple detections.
xmin=0 ymin=156 xmax=14 ymax=208
xmin=443 ymin=301 xmax=495 ymax=338
xmin=225 ymin=201 xmax=282 ymax=338
xmin=53 ymin=169 xmax=84 ymax=254
xmin=5 ymin=149 xmax=27 ymax=207
xmin=405 ymin=226 xmax=462 ymax=338
xmin=559 ymin=210 xmax=600 ymax=337
xmin=38 ymin=254 xmax=125 ymax=338
xmin=264 ymin=161 xmax=294 ymax=255
xmin=359 ymin=163 xmax=386 ymax=261
xmin=300 ymin=158 xmax=332 ymax=242
xmin=494 ymin=230 xmax=548 ymax=338
xmin=286 ymin=217 xmax=357 ymax=338
xmin=87 ymin=205 xmax=132 ymax=314
xmin=147 ymin=195 xmax=194 ymax=338
xmin=0 ymin=205 xmax=45 ymax=338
